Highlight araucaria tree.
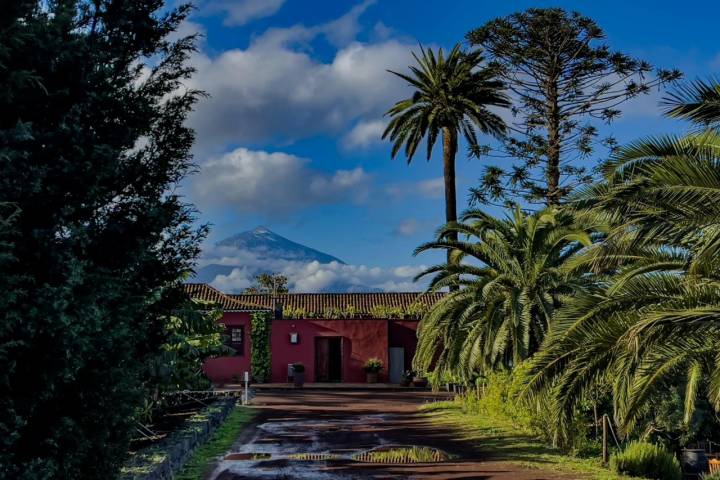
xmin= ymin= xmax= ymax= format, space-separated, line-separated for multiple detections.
xmin=0 ymin=2 xmax=205 ymax=478
xmin=383 ymin=45 xmax=509 ymax=261
xmin=467 ymin=8 xmax=681 ymax=206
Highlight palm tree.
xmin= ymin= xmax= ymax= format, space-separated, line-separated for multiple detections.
xmin=412 ymin=207 xmax=594 ymax=379
xmin=524 ymin=80 xmax=720 ymax=442
xmin=383 ymin=44 xmax=509 ymax=263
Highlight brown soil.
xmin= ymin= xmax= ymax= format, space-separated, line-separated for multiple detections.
xmin=210 ymin=390 xmax=582 ymax=480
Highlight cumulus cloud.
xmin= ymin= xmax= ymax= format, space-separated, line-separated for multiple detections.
xmin=191 ymin=147 xmax=371 ymax=214
xmin=199 ymin=244 xmax=428 ymax=293
xmin=201 ymin=0 xmax=286 ymax=26
xmin=385 ymin=177 xmax=445 ymax=200
xmin=186 ymin=2 xmax=415 ymax=152
xmin=393 ymin=218 xmax=421 ymax=237
xmin=342 ymin=118 xmax=387 ymax=149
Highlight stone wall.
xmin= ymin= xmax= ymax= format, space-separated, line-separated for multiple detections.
xmin=121 ymin=397 xmax=237 ymax=480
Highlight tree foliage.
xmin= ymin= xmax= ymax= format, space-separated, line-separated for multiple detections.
xmin=0 ymin=1 xmax=205 ymax=478
xmin=250 ymin=312 xmax=271 ymax=383
xmin=524 ymin=80 xmax=720 ymax=444
xmin=244 ymin=273 xmax=289 ymax=295
xmin=467 ymin=8 xmax=681 ymax=206
xmin=413 ymin=207 xmax=595 ymax=378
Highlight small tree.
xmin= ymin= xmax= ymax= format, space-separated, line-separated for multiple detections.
xmin=244 ymin=273 xmax=289 ymax=294
xmin=467 ymin=8 xmax=681 ymax=206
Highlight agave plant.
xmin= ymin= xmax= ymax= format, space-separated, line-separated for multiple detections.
xmin=524 ymin=80 xmax=720 ymax=441
xmin=412 ymin=207 xmax=595 ymax=379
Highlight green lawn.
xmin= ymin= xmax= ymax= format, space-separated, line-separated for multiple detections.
xmin=420 ymin=400 xmax=636 ymax=480
xmin=175 ymin=405 xmax=256 ymax=480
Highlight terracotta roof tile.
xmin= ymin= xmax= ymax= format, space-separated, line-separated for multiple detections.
xmin=230 ymin=292 xmax=445 ymax=318
xmin=184 ymin=283 xmax=267 ymax=311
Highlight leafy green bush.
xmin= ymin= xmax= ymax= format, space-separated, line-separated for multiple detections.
xmin=456 ymin=365 xmax=590 ymax=450
xmin=610 ymin=441 xmax=681 ymax=480
xmin=250 ymin=312 xmax=271 ymax=382
xmin=363 ymin=358 xmax=384 ymax=373
xmin=702 ymin=473 xmax=720 ymax=480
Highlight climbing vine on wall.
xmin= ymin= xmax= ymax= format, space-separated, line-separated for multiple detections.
xmin=250 ymin=312 xmax=271 ymax=382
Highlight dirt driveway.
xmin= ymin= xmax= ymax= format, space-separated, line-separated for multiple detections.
xmin=209 ymin=389 xmax=579 ymax=480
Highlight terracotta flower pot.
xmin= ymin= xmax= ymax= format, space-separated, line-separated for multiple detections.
xmin=412 ymin=377 xmax=428 ymax=388
xmin=366 ymin=372 xmax=378 ymax=383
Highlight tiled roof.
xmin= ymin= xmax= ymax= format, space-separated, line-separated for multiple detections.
xmin=184 ymin=283 xmax=267 ymax=311
xmin=230 ymin=292 xmax=445 ymax=318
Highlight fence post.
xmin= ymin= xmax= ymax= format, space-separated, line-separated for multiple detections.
xmin=602 ymin=414 xmax=609 ymax=465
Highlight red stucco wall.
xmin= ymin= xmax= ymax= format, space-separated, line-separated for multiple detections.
xmin=203 ymin=312 xmax=251 ymax=383
xmin=270 ymin=319 xmax=389 ymax=383
xmin=203 ymin=313 xmax=419 ymax=384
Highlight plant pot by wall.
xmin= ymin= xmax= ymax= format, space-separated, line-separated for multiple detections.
xmin=399 ymin=378 xmax=411 ymax=387
xmin=366 ymin=372 xmax=378 ymax=383
xmin=293 ymin=372 xmax=305 ymax=387
xmin=412 ymin=377 xmax=428 ymax=388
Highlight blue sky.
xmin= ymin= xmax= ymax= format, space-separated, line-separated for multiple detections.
xmin=182 ymin=0 xmax=720 ymax=291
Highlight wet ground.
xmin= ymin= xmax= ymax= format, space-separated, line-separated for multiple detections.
xmin=208 ymin=390 xmax=580 ymax=480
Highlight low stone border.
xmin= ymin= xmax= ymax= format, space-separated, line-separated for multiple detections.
xmin=121 ymin=396 xmax=238 ymax=480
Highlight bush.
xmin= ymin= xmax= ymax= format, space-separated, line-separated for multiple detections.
xmin=363 ymin=358 xmax=384 ymax=373
xmin=250 ymin=312 xmax=272 ymax=382
xmin=702 ymin=473 xmax=720 ymax=480
xmin=292 ymin=363 xmax=305 ymax=373
xmin=610 ymin=441 xmax=681 ymax=480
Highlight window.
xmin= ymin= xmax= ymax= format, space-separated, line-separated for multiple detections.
xmin=231 ymin=328 xmax=243 ymax=343
xmin=227 ymin=326 xmax=244 ymax=356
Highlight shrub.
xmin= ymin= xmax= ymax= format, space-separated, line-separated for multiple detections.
xmin=250 ymin=312 xmax=272 ymax=382
xmin=702 ymin=473 xmax=720 ymax=480
xmin=610 ymin=441 xmax=681 ymax=480
xmin=363 ymin=358 xmax=384 ymax=373
xmin=292 ymin=363 xmax=305 ymax=373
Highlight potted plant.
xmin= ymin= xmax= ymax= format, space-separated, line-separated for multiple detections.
xmin=292 ymin=363 xmax=305 ymax=387
xmin=363 ymin=358 xmax=384 ymax=383
xmin=400 ymin=370 xmax=413 ymax=387
xmin=412 ymin=371 xmax=428 ymax=388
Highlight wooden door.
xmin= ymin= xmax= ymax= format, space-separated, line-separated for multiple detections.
xmin=315 ymin=337 xmax=330 ymax=382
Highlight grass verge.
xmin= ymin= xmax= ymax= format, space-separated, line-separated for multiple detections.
xmin=175 ymin=404 xmax=256 ymax=480
xmin=420 ymin=400 xmax=636 ymax=480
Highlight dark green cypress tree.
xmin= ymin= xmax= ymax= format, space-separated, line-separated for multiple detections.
xmin=0 ymin=1 xmax=207 ymax=478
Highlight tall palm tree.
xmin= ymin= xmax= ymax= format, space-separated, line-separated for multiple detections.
xmin=412 ymin=207 xmax=594 ymax=379
xmin=383 ymin=44 xmax=509 ymax=263
xmin=524 ymin=80 xmax=720 ymax=442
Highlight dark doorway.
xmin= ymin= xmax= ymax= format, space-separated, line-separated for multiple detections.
xmin=315 ymin=337 xmax=342 ymax=382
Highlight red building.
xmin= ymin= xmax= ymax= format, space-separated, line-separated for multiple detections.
xmin=185 ymin=284 xmax=444 ymax=384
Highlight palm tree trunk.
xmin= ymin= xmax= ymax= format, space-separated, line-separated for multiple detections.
xmin=443 ymin=127 xmax=459 ymax=291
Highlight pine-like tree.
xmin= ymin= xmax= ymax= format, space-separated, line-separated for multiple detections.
xmin=467 ymin=8 xmax=681 ymax=206
xmin=0 ymin=2 xmax=206 ymax=478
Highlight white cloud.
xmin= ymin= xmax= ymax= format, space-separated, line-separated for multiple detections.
xmin=201 ymin=0 xmax=285 ymax=26
xmin=186 ymin=2 xmax=415 ymax=152
xmin=192 ymin=147 xmax=371 ymax=214
xmin=342 ymin=118 xmax=387 ymax=149
xmin=200 ymin=244 xmax=428 ymax=293
xmin=393 ymin=218 xmax=421 ymax=237
xmin=386 ymin=177 xmax=445 ymax=200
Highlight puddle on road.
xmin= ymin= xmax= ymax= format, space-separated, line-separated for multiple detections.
xmin=210 ymin=414 xmax=454 ymax=479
